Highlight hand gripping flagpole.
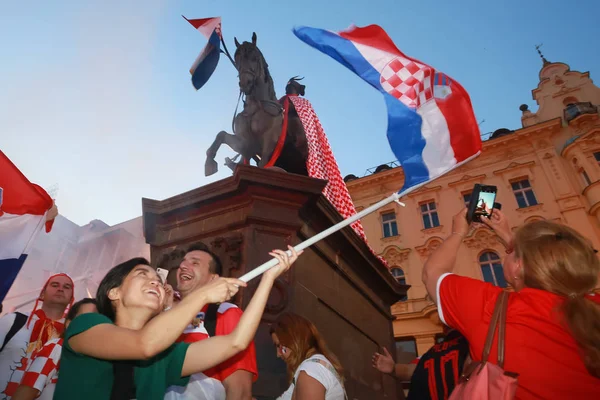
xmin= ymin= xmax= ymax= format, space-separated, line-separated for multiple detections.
xmin=239 ymin=192 xmax=406 ymax=283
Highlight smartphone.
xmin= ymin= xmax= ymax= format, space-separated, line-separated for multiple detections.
xmin=156 ymin=268 xmax=169 ymax=284
xmin=467 ymin=184 xmax=497 ymax=223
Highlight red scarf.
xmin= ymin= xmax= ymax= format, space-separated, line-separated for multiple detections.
xmin=25 ymin=273 xmax=74 ymax=355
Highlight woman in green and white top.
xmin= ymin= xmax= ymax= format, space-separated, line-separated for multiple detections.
xmin=54 ymin=247 xmax=301 ymax=400
xmin=271 ymin=313 xmax=346 ymax=400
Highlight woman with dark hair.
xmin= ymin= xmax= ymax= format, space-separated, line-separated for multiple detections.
xmin=54 ymin=247 xmax=300 ymax=400
xmin=271 ymin=312 xmax=346 ymax=400
xmin=422 ymin=208 xmax=600 ymax=399
xmin=9 ymin=298 xmax=97 ymax=400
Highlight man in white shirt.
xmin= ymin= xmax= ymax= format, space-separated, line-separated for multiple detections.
xmin=0 ymin=273 xmax=74 ymax=400
xmin=164 ymin=243 xmax=257 ymax=400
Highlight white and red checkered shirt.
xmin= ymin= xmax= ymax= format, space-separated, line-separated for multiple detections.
xmin=4 ymin=338 xmax=62 ymax=400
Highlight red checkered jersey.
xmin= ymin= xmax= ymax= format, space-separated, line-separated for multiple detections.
xmin=177 ymin=302 xmax=258 ymax=382
xmin=3 ymin=338 xmax=62 ymax=398
xmin=437 ymin=273 xmax=600 ymax=399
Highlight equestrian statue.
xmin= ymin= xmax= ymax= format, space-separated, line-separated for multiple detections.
xmin=205 ymin=32 xmax=309 ymax=176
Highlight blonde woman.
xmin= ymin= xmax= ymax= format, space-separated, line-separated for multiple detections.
xmin=271 ymin=313 xmax=346 ymax=400
xmin=422 ymin=208 xmax=600 ymax=399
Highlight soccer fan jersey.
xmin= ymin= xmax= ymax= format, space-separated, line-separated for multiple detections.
xmin=407 ymin=329 xmax=469 ymax=400
xmin=3 ymin=338 xmax=62 ymax=400
xmin=164 ymin=302 xmax=258 ymax=400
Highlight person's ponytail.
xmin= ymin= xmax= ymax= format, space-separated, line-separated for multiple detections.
xmin=562 ymin=296 xmax=600 ymax=377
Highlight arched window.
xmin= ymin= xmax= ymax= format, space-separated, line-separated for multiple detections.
xmin=563 ymin=96 xmax=578 ymax=106
xmin=391 ymin=267 xmax=406 ymax=286
xmin=479 ymin=252 xmax=507 ymax=288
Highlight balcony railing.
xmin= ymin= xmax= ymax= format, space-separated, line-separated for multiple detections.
xmin=564 ymin=102 xmax=598 ymax=123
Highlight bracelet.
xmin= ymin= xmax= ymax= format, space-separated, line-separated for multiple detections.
xmin=163 ymin=306 xmax=172 ymax=312
xmin=451 ymin=232 xmax=466 ymax=238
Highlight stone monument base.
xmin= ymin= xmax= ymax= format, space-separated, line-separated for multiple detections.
xmin=142 ymin=165 xmax=407 ymax=399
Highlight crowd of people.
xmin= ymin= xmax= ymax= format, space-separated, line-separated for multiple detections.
xmin=1 ymin=206 xmax=599 ymax=399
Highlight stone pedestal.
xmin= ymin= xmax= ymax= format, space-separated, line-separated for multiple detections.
xmin=142 ymin=165 xmax=407 ymax=400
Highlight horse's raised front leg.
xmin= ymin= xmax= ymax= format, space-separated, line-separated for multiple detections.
xmin=205 ymin=130 xmax=251 ymax=176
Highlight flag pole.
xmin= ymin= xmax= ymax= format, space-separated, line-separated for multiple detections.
xmin=220 ymin=37 xmax=237 ymax=69
xmin=238 ymin=152 xmax=482 ymax=283
xmin=239 ymin=191 xmax=405 ymax=283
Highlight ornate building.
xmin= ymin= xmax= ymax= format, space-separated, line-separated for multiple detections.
xmin=345 ymin=58 xmax=600 ymax=361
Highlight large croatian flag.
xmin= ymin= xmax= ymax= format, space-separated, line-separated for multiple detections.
xmin=293 ymin=25 xmax=482 ymax=193
xmin=0 ymin=151 xmax=54 ymax=303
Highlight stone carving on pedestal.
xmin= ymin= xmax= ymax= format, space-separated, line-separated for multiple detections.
xmin=157 ymin=247 xmax=185 ymax=272
xmin=210 ymin=235 xmax=244 ymax=276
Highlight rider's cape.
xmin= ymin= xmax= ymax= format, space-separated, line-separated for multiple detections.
xmin=287 ymin=95 xmax=385 ymax=265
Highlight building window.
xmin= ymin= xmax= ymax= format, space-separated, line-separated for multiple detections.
xmin=391 ymin=267 xmax=406 ymax=285
xmin=479 ymin=252 xmax=507 ymax=288
xmin=421 ymin=202 xmax=440 ymax=229
xmin=382 ymin=212 xmax=399 ymax=237
xmin=395 ymin=338 xmax=417 ymax=365
xmin=595 ymin=152 xmax=600 ymax=166
xmin=462 ymin=192 xmax=472 ymax=207
xmin=511 ymin=179 xmax=538 ymax=208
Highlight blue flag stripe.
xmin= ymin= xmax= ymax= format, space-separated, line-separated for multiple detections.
xmin=191 ymin=29 xmax=221 ymax=90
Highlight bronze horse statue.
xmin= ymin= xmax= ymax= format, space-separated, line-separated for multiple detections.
xmin=205 ymin=33 xmax=308 ymax=176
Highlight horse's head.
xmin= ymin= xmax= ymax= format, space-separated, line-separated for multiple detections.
xmin=285 ymin=76 xmax=306 ymax=96
xmin=234 ymin=32 xmax=267 ymax=95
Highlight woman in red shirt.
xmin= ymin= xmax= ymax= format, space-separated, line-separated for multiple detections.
xmin=422 ymin=208 xmax=600 ymax=399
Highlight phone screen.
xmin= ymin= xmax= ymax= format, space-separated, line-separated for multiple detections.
xmin=474 ymin=188 xmax=497 ymax=220
xmin=467 ymin=184 xmax=498 ymax=223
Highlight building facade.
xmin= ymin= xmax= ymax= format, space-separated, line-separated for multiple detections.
xmin=346 ymin=59 xmax=600 ymax=361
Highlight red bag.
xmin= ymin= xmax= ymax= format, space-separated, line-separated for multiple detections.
xmin=449 ymin=291 xmax=519 ymax=400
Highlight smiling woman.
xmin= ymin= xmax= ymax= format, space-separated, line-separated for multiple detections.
xmin=53 ymin=247 xmax=302 ymax=400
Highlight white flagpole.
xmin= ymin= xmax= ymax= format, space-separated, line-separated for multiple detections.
xmin=238 ymin=152 xmax=481 ymax=283
xmin=239 ymin=192 xmax=405 ymax=283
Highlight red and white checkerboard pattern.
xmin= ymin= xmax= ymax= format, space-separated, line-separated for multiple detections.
xmin=380 ymin=57 xmax=433 ymax=108
xmin=289 ymin=96 xmax=387 ymax=266
xmin=3 ymin=338 xmax=62 ymax=397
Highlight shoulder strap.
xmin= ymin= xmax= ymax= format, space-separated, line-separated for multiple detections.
xmin=1 ymin=312 xmax=27 ymax=353
xmin=204 ymin=303 xmax=220 ymax=337
xmin=496 ymin=291 xmax=510 ymax=368
xmin=481 ymin=291 xmax=508 ymax=364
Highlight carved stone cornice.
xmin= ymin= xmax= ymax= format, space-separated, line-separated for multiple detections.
xmin=493 ymin=161 xmax=536 ymax=176
xmin=463 ymin=228 xmax=500 ymax=250
xmin=515 ymin=204 xmax=545 ymax=215
xmin=421 ymin=225 xmax=444 ymax=235
xmin=345 ymin=168 xmax=404 ymax=189
xmin=448 ymin=174 xmax=487 ymax=187
xmin=382 ymin=246 xmax=411 ymax=267
xmin=415 ymin=237 xmax=444 ymax=258
xmin=406 ymin=185 xmax=443 ymax=198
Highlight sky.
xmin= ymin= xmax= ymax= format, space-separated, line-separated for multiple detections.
xmin=1 ymin=0 xmax=599 ymax=226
